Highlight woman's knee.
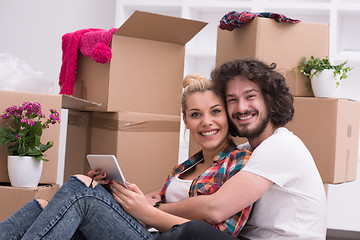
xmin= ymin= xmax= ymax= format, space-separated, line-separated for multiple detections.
xmin=74 ymin=174 xmax=97 ymax=188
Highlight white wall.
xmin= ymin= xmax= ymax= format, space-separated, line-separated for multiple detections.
xmin=0 ymin=0 xmax=117 ymax=94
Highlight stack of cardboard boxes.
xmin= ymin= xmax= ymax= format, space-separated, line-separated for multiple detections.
xmin=191 ymin=17 xmax=359 ymax=185
xmin=0 ymin=11 xmax=206 ymax=221
xmin=65 ymin=11 xmax=206 ymax=193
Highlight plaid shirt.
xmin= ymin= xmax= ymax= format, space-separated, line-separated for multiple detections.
xmin=220 ymin=11 xmax=301 ymax=31
xmin=159 ymin=139 xmax=252 ymax=237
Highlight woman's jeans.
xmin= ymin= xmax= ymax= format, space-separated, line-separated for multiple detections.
xmin=0 ymin=176 xmax=156 ymax=240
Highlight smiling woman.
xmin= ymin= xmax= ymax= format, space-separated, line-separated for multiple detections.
xmin=183 ymin=87 xmax=229 ymax=159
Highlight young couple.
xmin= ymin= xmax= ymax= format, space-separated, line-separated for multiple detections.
xmin=0 ymin=59 xmax=326 ymax=240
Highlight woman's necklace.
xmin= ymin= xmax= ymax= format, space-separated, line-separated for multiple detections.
xmin=180 ymin=157 xmax=204 ymax=174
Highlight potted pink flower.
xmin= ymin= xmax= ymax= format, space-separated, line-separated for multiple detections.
xmin=0 ymin=101 xmax=60 ymax=187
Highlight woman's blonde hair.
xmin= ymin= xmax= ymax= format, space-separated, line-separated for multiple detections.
xmin=181 ymin=74 xmax=215 ymax=117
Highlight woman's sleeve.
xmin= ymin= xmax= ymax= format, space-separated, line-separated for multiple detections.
xmin=211 ymin=149 xmax=253 ymax=237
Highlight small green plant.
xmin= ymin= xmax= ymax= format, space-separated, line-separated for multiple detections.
xmin=0 ymin=102 xmax=61 ymax=161
xmin=297 ymin=56 xmax=353 ymax=89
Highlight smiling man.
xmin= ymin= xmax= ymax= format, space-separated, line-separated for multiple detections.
xmin=156 ymin=59 xmax=327 ymax=240
xmin=225 ymin=75 xmax=273 ymax=148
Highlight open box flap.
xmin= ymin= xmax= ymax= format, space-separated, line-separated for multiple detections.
xmin=61 ymin=94 xmax=101 ymax=110
xmin=114 ymin=11 xmax=207 ymax=45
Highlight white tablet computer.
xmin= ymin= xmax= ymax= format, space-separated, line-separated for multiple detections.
xmin=87 ymin=154 xmax=128 ymax=188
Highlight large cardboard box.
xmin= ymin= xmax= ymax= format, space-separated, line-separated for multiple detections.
xmin=286 ymin=97 xmax=360 ymax=184
xmin=89 ymin=111 xmax=180 ymax=193
xmin=0 ymin=183 xmax=59 ymax=222
xmin=63 ymin=110 xmax=92 ymax=182
xmin=0 ymin=90 xmax=99 ymax=184
xmin=216 ymin=18 xmax=329 ymax=97
xmin=73 ymin=11 xmax=207 ymax=115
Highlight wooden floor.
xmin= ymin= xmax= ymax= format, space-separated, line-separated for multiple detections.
xmin=326 ymin=229 xmax=360 ymax=240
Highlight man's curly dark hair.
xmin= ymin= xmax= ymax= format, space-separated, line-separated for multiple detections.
xmin=211 ymin=59 xmax=294 ymax=137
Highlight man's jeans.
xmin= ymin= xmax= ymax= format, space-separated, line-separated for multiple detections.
xmin=0 ymin=176 xmax=156 ymax=240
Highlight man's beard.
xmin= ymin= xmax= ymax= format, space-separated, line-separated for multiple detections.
xmin=232 ymin=111 xmax=271 ymax=139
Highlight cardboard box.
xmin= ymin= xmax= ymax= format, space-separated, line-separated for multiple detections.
xmin=0 ymin=183 xmax=59 ymax=222
xmin=286 ymin=97 xmax=360 ymax=184
xmin=216 ymin=18 xmax=329 ymax=97
xmin=0 ymin=90 xmax=99 ymax=184
xmin=284 ymin=70 xmax=313 ymax=97
xmin=63 ymin=110 xmax=92 ymax=182
xmin=73 ymin=11 xmax=207 ymax=115
xmin=89 ymin=111 xmax=180 ymax=193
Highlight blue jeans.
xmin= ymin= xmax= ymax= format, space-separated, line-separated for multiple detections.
xmin=0 ymin=176 xmax=157 ymax=240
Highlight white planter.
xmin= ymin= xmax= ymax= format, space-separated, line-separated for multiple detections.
xmin=310 ymin=69 xmax=340 ymax=98
xmin=7 ymin=156 xmax=43 ymax=188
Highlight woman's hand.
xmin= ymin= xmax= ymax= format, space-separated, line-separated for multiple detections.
xmin=145 ymin=188 xmax=162 ymax=206
xmin=110 ymin=182 xmax=190 ymax=232
xmin=109 ymin=181 xmax=154 ymax=220
xmin=87 ymin=169 xmax=109 ymax=185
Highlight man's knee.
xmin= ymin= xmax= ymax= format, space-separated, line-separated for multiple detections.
xmin=180 ymin=220 xmax=211 ymax=234
xmin=156 ymin=220 xmax=214 ymax=240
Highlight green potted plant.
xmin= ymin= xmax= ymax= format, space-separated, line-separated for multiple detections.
xmin=0 ymin=101 xmax=60 ymax=187
xmin=297 ymin=56 xmax=353 ymax=97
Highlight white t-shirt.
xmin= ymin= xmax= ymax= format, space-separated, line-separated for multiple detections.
xmin=165 ymin=176 xmax=192 ymax=203
xmin=237 ymin=127 xmax=327 ymax=240
xmin=165 ymin=160 xmax=202 ymax=203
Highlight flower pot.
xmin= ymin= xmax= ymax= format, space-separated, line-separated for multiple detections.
xmin=310 ymin=69 xmax=340 ymax=98
xmin=7 ymin=156 xmax=43 ymax=187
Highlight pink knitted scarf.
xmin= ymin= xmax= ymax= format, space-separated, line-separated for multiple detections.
xmin=59 ymin=28 xmax=117 ymax=95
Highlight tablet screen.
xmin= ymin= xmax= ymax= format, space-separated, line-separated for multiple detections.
xmin=87 ymin=154 xmax=128 ymax=188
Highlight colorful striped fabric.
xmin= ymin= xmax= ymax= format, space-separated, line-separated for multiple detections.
xmin=220 ymin=11 xmax=301 ymax=31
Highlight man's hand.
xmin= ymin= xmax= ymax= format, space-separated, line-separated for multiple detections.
xmin=145 ymin=189 xmax=162 ymax=206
